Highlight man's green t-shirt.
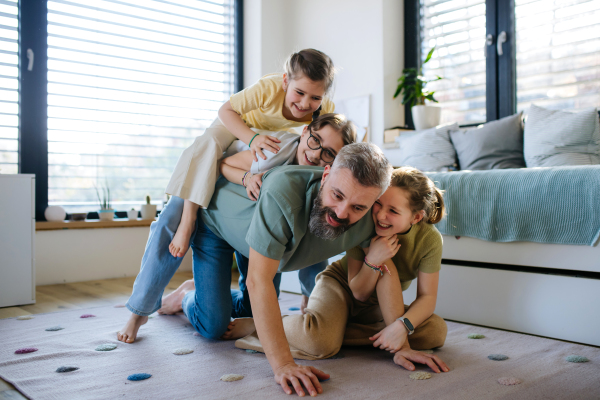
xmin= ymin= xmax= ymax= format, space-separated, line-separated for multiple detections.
xmin=201 ymin=165 xmax=376 ymax=272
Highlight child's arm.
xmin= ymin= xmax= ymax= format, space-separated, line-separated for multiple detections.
xmin=219 ymin=150 xmax=266 ymax=201
xmin=370 ymin=267 xmax=439 ymax=354
xmin=219 ymin=101 xmax=281 ymax=162
xmin=348 ymin=235 xmax=401 ymax=302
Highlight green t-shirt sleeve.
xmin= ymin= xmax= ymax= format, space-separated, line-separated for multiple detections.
xmin=417 ymin=230 xmax=443 ymax=273
xmin=245 ymin=190 xmax=294 ymax=260
xmin=346 ymin=245 xmax=366 ymax=261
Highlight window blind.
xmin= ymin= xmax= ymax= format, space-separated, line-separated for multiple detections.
xmin=515 ymin=0 xmax=600 ymax=112
xmin=420 ymin=0 xmax=487 ymax=124
xmin=47 ymin=0 xmax=235 ymax=213
xmin=0 ymin=0 xmax=18 ymax=174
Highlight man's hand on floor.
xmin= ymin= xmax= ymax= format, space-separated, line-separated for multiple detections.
xmin=274 ymin=362 xmax=329 ymax=396
xmin=392 ymin=343 xmax=449 ymax=373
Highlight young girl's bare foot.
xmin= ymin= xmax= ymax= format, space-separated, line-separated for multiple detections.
xmin=157 ymin=279 xmax=195 ymax=314
xmin=169 ymin=199 xmax=200 ymax=258
xmin=117 ymin=314 xmax=148 ymax=343
xmin=221 ymin=318 xmax=256 ymax=340
xmin=169 ymin=222 xmax=193 ymax=258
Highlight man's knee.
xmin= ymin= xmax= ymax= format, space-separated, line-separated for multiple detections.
xmin=411 ymin=314 xmax=448 ymax=349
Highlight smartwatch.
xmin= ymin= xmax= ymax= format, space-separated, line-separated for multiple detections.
xmin=397 ymin=317 xmax=414 ymax=335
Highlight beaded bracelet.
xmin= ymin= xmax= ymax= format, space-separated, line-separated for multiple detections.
xmin=248 ymin=133 xmax=259 ymax=147
xmin=242 ymin=171 xmax=251 ymax=187
xmin=364 ymin=257 xmax=392 ymax=277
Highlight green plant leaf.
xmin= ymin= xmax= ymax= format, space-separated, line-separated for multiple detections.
xmin=423 ymin=47 xmax=435 ymax=64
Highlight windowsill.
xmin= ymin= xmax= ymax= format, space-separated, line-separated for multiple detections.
xmin=36 ymin=218 xmax=154 ymax=231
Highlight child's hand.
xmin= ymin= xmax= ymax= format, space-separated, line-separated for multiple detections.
xmin=392 ymin=343 xmax=450 ymax=373
xmin=369 ymin=320 xmax=408 ymax=353
xmin=367 ymin=235 xmax=401 ymax=266
xmin=250 ymin=135 xmax=281 ymax=162
xmin=245 ymin=172 xmax=264 ymax=201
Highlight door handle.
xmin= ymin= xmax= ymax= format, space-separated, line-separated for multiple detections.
xmin=484 ymin=33 xmax=494 ymax=57
xmin=497 ymin=31 xmax=507 ymax=56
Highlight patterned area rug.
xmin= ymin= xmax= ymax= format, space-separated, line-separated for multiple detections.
xmin=0 ymin=292 xmax=598 ymax=400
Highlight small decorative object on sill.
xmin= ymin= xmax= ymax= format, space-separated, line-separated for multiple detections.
xmin=70 ymin=212 xmax=87 ymax=221
xmin=141 ymin=194 xmax=157 ymax=220
xmin=127 ymin=208 xmax=138 ymax=220
xmin=95 ymin=180 xmax=114 ymax=221
xmin=394 ymin=47 xmax=443 ymax=130
xmin=44 ymin=205 xmax=66 ymax=222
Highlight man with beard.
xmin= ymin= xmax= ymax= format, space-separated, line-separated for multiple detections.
xmin=132 ymin=143 xmax=392 ymax=396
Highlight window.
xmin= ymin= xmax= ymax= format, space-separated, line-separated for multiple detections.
xmin=515 ymin=0 xmax=600 ymax=112
xmin=409 ymin=0 xmax=600 ymax=127
xmin=46 ymin=0 xmax=236 ymax=213
xmin=420 ymin=0 xmax=487 ymax=124
xmin=0 ymin=0 xmax=18 ymax=174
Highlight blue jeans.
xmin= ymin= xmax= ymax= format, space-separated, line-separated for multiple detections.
xmin=126 ymin=196 xmax=327 ymax=338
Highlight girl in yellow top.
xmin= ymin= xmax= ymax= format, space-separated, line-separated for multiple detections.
xmin=166 ymin=49 xmax=336 ymax=258
xmin=237 ymin=167 xmax=451 ymax=374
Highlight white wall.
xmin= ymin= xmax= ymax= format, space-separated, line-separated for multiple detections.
xmin=243 ymin=0 xmax=405 ymax=154
xmin=35 ymin=227 xmax=192 ymax=286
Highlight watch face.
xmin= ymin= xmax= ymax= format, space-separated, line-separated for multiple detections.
xmin=403 ymin=318 xmax=414 ymax=331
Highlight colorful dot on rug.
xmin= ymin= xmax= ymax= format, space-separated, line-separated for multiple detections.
xmin=114 ymin=304 xmax=126 ymax=308
xmin=467 ymin=333 xmax=485 ymax=339
xmin=173 ymin=348 xmax=193 ymax=355
xmin=56 ymin=366 xmax=79 ymax=373
xmin=565 ymin=355 xmax=589 ymax=363
xmin=288 ymin=307 xmax=300 ymax=311
xmin=488 ymin=354 xmax=509 ymax=361
xmin=318 ymin=377 xmax=330 ymax=382
xmin=193 ymin=332 xmax=201 ymax=336
xmin=220 ymin=374 xmax=244 ymax=382
xmin=15 ymin=348 xmax=38 ymax=354
xmin=497 ymin=377 xmax=521 ymax=386
xmin=80 ymin=314 xmax=96 ymax=318
xmin=45 ymin=326 xmax=64 ymax=332
xmin=409 ymin=372 xmax=431 ymax=380
xmin=326 ymin=353 xmax=345 ymax=359
xmin=245 ymin=349 xmax=259 ymax=354
xmin=127 ymin=373 xmax=152 ymax=381
xmin=16 ymin=316 xmax=34 ymax=320
xmin=95 ymin=343 xmax=118 ymax=351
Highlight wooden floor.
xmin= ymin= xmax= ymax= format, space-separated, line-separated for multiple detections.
xmin=0 ymin=271 xmax=239 ymax=399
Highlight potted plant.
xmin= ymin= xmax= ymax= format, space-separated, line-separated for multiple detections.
xmin=141 ymin=194 xmax=157 ymax=220
xmin=394 ymin=47 xmax=443 ymax=130
xmin=95 ymin=182 xmax=114 ymax=221
xmin=127 ymin=208 xmax=138 ymax=220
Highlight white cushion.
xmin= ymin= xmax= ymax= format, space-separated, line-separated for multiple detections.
xmin=524 ymin=105 xmax=600 ymax=167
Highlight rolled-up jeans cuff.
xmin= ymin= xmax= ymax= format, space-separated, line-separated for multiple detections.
xmin=125 ymin=302 xmax=159 ymax=317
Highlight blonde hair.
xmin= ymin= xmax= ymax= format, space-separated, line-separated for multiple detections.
xmin=308 ymin=113 xmax=357 ymax=146
xmin=284 ymin=49 xmax=336 ymax=94
xmin=390 ymin=167 xmax=445 ymax=224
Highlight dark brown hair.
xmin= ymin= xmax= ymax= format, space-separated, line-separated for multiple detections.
xmin=308 ymin=113 xmax=357 ymax=146
xmin=284 ymin=49 xmax=336 ymax=94
xmin=390 ymin=167 xmax=445 ymax=224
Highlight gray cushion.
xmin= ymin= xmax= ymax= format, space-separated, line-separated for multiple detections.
xmin=396 ymin=123 xmax=458 ymax=171
xmin=524 ymin=105 xmax=600 ymax=167
xmin=450 ymin=113 xmax=525 ymax=170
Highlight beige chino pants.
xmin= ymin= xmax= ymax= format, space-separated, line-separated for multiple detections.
xmin=235 ymin=261 xmax=447 ymax=360
xmin=165 ymin=118 xmax=236 ymax=208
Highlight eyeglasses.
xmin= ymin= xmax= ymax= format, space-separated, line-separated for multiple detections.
xmin=307 ymin=129 xmax=336 ymax=164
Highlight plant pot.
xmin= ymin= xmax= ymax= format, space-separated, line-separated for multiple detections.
xmin=127 ymin=209 xmax=138 ymax=220
xmin=98 ymin=209 xmax=115 ymax=221
xmin=140 ymin=204 xmax=157 ymax=220
xmin=411 ymin=105 xmax=442 ymax=130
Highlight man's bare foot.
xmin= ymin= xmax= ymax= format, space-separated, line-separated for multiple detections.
xmin=157 ymin=279 xmax=195 ymax=314
xmin=300 ymin=295 xmax=309 ymax=314
xmin=169 ymin=221 xmax=194 ymax=258
xmin=221 ymin=318 xmax=256 ymax=340
xmin=117 ymin=314 xmax=148 ymax=343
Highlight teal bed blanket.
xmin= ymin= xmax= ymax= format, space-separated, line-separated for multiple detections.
xmin=425 ymin=165 xmax=600 ymax=246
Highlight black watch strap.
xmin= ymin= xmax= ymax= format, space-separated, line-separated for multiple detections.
xmin=397 ymin=317 xmax=415 ymax=335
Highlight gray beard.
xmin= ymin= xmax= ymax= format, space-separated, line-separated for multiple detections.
xmin=308 ymin=190 xmax=353 ymax=240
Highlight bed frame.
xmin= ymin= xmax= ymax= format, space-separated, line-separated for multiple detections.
xmin=403 ymin=236 xmax=600 ymax=346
